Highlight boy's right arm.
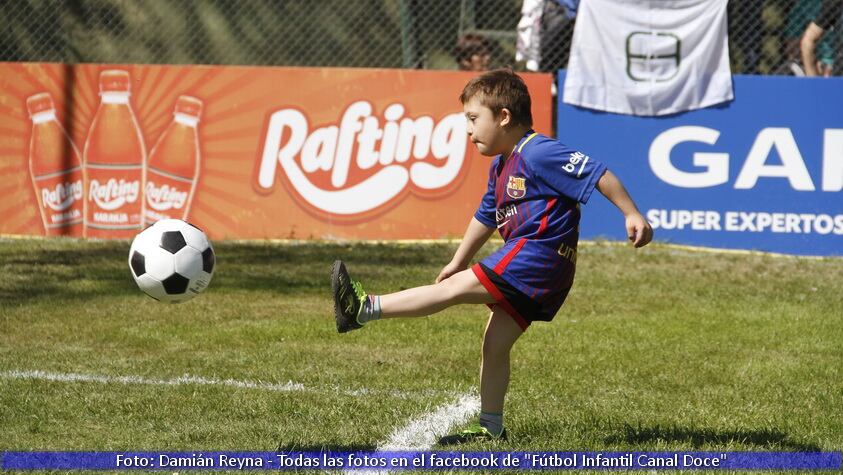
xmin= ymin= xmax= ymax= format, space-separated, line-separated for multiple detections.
xmin=436 ymin=217 xmax=495 ymax=283
xmin=596 ymin=169 xmax=653 ymax=248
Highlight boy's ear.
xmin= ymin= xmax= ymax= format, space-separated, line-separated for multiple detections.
xmin=498 ymin=107 xmax=513 ymax=127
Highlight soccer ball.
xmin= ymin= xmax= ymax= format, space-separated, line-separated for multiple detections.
xmin=128 ymin=219 xmax=215 ymax=303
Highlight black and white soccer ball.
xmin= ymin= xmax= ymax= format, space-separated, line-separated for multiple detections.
xmin=128 ymin=219 xmax=215 ymax=303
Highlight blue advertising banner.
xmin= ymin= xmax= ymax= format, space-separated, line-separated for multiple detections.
xmin=2 ymin=451 xmax=841 ymax=470
xmin=558 ymin=73 xmax=843 ymax=256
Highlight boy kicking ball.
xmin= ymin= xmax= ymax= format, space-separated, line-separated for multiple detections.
xmin=331 ymin=69 xmax=653 ymax=444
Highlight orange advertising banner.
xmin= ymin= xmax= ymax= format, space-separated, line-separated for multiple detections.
xmin=0 ymin=63 xmax=552 ymax=240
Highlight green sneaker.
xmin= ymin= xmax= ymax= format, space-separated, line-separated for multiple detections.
xmin=331 ymin=260 xmax=367 ymax=333
xmin=437 ymin=424 xmax=508 ymax=446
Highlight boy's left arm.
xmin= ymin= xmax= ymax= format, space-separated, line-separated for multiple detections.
xmin=596 ymin=169 xmax=653 ymax=248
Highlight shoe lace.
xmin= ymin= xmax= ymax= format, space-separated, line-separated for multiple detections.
xmin=351 ymin=280 xmax=366 ymax=300
xmin=460 ymin=424 xmax=488 ymax=436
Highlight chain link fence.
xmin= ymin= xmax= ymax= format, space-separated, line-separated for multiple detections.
xmin=1 ymin=0 xmax=839 ymax=75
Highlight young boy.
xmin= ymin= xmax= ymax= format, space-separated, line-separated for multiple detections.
xmin=331 ymin=68 xmax=652 ymax=444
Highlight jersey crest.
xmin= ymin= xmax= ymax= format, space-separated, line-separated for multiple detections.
xmin=506 ymin=175 xmax=527 ymax=199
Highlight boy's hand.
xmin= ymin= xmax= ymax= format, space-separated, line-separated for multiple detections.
xmin=625 ymin=213 xmax=653 ymax=248
xmin=436 ymin=261 xmax=466 ymax=283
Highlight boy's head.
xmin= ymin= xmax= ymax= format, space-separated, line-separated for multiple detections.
xmin=460 ymin=68 xmax=533 ymax=156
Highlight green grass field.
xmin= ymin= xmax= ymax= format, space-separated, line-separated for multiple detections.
xmin=1 ymin=237 xmax=842 ymax=472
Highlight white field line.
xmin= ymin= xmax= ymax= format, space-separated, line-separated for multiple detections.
xmin=376 ymin=393 xmax=480 ymax=450
xmin=5 ymin=369 xmax=478 ymax=474
xmin=1 ymin=369 xmax=305 ymax=392
xmin=0 ymin=369 xmax=448 ymax=400
xmin=348 ymin=393 xmax=480 ymax=475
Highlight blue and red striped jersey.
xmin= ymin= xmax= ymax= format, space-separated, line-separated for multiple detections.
xmin=474 ymin=130 xmax=607 ymax=301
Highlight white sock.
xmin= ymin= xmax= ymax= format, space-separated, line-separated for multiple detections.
xmin=357 ymin=295 xmax=381 ymax=324
xmin=479 ymin=411 xmax=503 ymax=436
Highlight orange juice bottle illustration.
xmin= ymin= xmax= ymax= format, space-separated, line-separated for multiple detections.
xmin=26 ymin=92 xmax=84 ymax=237
xmin=144 ymin=95 xmax=202 ymax=224
xmin=83 ymin=69 xmax=146 ymax=239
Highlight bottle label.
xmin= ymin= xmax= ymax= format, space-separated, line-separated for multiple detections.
xmin=86 ymin=164 xmax=143 ymax=229
xmin=34 ymin=167 xmax=84 ymax=229
xmin=144 ymin=167 xmax=194 ymax=222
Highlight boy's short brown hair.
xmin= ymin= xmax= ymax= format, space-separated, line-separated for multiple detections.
xmin=459 ymin=68 xmax=533 ymax=127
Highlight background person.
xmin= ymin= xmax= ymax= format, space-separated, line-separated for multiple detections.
xmin=801 ymin=0 xmax=842 ymax=76
xmin=455 ymin=33 xmax=492 ymax=71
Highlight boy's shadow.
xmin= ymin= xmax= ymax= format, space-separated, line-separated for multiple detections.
xmin=605 ymin=424 xmax=821 ymax=451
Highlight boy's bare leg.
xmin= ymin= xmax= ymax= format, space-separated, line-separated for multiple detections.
xmin=438 ymin=305 xmax=523 ymax=443
xmin=480 ymin=306 xmax=524 ymax=414
xmin=379 ymin=268 xmax=495 ymax=318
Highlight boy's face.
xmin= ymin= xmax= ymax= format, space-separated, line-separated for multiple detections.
xmin=463 ymin=95 xmax=508 ymax=157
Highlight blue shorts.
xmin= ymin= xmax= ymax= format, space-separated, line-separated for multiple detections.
xmin=473 ymin=238 xmax=576 ymax=330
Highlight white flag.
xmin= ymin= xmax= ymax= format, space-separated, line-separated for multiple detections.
xmin=563 ymin=0 xmax=733 ymax=116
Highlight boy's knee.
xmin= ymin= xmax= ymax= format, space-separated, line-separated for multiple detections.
xmin=436 ymin=271 xmax=473 ymax=301
xmin=482 ymin=332 xmax=513 ymax=359
xmin=434 ymin=277 xmax=459 ymax=302
xmin=483 ymin=310 xmax=522 ymax=359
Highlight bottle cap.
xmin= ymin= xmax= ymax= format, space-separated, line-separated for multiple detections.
xmin=99 ymin=70 xmax=131 ymax=93
xmin=26 ymin=92 xmax=55 ymax=116
xmin=175 ymin=95 xmax=203 ymax=118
